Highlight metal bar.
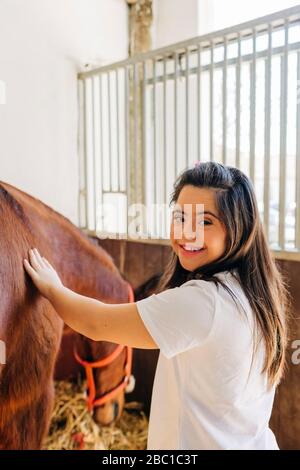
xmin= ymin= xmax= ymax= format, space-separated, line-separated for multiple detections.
xmin=209 ymin=42 xmax=214 ymax=162
xmin=85 ymin=78 xmax=95 ymax=231
xmin=107 ymin=72 xmax=112 ymax=191
xmin=279 ymin=20 xmax=289 ymax=249
xmin=78 ymin=79 xmax=87 ymax=229
xmin=116 ymin=69 xmax=120 ymax=192
xmin=174 ymin=51 xmax=178 ymax=177
xmin=263 ymin=24 xmax=272 ymax=241
xmin=197 ymin=44 xmax=201 ymax=162
xmin=83 ymin=79 xmax=88 ymax=229
xmin=102 ymin=190 xmax=127 ymax=194
xmin=142 ymin=61 xmax=147 ymax=207
xmin=249 ymin=28 xmax=257 ymax=185
xmin=153 ymin=59 xmax=157 ymax=237
xmin=163 ymin=56 xmax=167 ymax=238
xmin=271 ymin=249 xmax=300 ymax=261
xmin=134 ymin=63 xmax=139 ymax=203
xmin=296 ymin=52 xmax=300 ymax=249
xmin=99 ymin=74 xmax=104 ymax=224
xmin=186 ymin=48 xmax=189 ymax=167
xmin=96 ymin=75 xmax=104 ymax=234
xmin=125 ymin=66 xmax=130 ymax=236
xmin=97 ymin=75 xmax=104 ymax=233
xmin=236 ymin=33 xmax=241 ymax=168
xmin=79 ymin=5 xmax=300 ymax=78
xmin=92 ymin=76 xmax=98 ymax=233
xmin=144 ymin=42 xmax=300 ymax=85
xmin=222 ymin=36 xmax=228 ymax=165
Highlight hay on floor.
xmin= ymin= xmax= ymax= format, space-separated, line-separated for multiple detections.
xmin=43 ymin=379 xmax=148 ymax=450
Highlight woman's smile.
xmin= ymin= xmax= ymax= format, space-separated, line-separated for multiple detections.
xmin=178 ymin=244 xmax=207 ymax=258
xmin=170 ymin=185 xmax=227 ymax=271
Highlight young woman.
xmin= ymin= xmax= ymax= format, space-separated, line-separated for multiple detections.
xmin=23 ymin=161 xmax=290 ymax=450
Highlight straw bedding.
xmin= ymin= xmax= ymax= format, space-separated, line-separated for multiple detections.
xmin=43 ymin=379 xmax=148 ymax=450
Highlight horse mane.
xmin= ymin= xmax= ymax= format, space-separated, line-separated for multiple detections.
xmin=0 ymin=184 xmax=28 ymax=224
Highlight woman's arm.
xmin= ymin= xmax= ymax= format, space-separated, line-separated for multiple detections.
xmin=23 ymin=248 xmax=158 ymax=349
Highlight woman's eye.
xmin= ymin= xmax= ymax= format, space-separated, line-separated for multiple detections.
xmin=200 ymin=220 xmax=212 ymax=226
xmin=173 ymin=216 xmax=211 ymax=226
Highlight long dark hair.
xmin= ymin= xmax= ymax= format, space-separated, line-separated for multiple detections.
xmin=157 ymin=162 xmax=290 ymax=387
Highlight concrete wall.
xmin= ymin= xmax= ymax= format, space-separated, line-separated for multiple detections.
xmin=0 ymin=0 xmax=128 ymax=225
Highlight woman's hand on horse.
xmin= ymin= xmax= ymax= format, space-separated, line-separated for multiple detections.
xmin=23 ymin=250 xmax=158 ymax=349
xmin=23 ymin=248 xmax=64 ymax=299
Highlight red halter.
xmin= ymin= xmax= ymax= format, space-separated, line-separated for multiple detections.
xmin=74 ymin=282 xmax=135 ymax=412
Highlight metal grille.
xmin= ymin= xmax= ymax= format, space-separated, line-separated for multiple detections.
xmin=78 ymin=5 xmax=300 ymax=258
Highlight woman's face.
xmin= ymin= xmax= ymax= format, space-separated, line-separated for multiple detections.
xmin=170 ymin=185 xmax=227 ymax=272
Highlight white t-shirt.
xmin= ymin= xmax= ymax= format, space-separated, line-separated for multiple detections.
xmin=136 ymin=269 xmax=279 ymax=450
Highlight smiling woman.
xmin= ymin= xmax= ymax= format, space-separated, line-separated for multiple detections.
xmin=170 ymin=185 xmax=227 ymax=272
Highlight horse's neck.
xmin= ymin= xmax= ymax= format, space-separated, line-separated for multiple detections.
xmin=1 ymin=181 xmax=128 ymax=303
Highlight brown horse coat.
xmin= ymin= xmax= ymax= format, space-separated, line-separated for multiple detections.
xmin=0 ymin=181 xmax=130 ymax=449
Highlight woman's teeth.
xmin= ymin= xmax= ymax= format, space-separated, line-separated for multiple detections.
xmin=180 ymin=244 xmax=204 ymax=252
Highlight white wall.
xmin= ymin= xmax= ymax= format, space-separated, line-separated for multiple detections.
xmin=152 ymin=0 xmax=199 ymax=49
xmin=0 ymin=0 xmax=128 ymax=225
xmin=199 ymin=0 xmax=300 ymax=35
xmin=153 ymin=0 xmax=300 ymax=48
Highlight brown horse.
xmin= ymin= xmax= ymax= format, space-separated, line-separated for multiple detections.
xmin=0 ymin=181 xmax=131 ymax=449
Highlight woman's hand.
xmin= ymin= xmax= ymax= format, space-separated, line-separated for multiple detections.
xmin=23 ymin=248 xmax=64 ymax=300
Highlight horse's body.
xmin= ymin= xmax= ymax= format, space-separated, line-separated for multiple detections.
xmin=0 ymin=181 xmax=130 ymax=449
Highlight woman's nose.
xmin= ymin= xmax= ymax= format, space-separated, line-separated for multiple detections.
xmin=182 ymin=220 xmax=197 ymax=239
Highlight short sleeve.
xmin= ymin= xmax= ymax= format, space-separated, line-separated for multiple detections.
xmin=135 ymin=280 xmax=216 ymax=359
